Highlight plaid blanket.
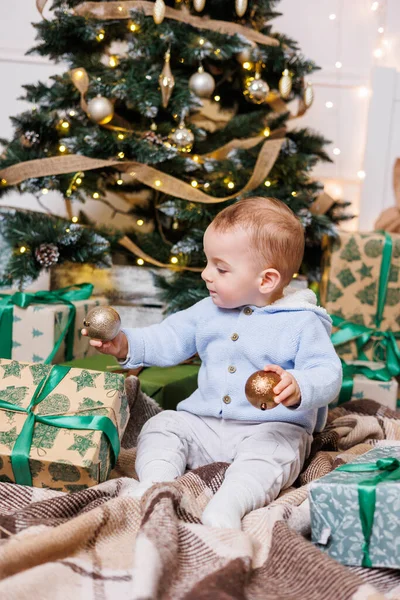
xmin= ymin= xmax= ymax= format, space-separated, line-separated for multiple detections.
xmin=0 ymin=377 xmax=399 ymax=599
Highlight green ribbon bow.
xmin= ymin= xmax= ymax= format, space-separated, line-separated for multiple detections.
xmin=331 ymin=232 xmax=400 ymax=378
xmin=338 ymin=360 xmax=393 ymax=404
xmin=336 ymin=457 xmax=400 ymax=567
xmin=0 ymin=364 xmax=120 ymax=487
xmin=0 ymin=283 xmax=93 ymax=364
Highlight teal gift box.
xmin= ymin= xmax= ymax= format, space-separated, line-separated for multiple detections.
xmin=310 ymin=446 xmax=400 ymax=568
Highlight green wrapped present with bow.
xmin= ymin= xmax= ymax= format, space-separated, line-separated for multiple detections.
xmin=0 ymin=358 xmax=128 ymax=491
xmin=310 ymin=446 xmax=400 ymax=569
xmin=333 ymin=359 xmax=398 ymax=408
xmin=0 ymin=284 xmax=106 ymax=364
xmin=320 ymin=231 xmax=400 ymax=378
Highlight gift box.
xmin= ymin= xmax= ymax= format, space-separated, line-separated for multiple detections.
xmin=0 ymin=284 xmax=107 ymax=364
xmin=320 ymin=231 xmax=400 ymax=373
xmin=310 ymin=445 xmax=400 ymax=569
xmin=0 ymin=358 xmax=128 ymax=491
xmin=333 ymin=360 xmax=398 ymax=409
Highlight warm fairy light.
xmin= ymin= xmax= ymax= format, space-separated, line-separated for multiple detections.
xmin=93 ymin=192 xmax=100 ymax=198
xmin=204 ymin=182 xmax=210 ymax=189
xmin=116 ymin=179 xmax=123 ymax=185
xmin=263 ymin=127 xmax=271 ymax=137
xmin=118 ymin=151 xmax=125 ymax=158
xmin=199 ymin=38 xmax=205 ymax=45
xmin=118 ymin=133 xmax=125 ymax=140
xmin=378 ymin=27 xmax=384 ymax=33
xmin=155 ymin=179 xmax=162 ymax=187
xmin=329 ymin=13 xmax=336 ymax=20
xmin=137 ymin=258 xmax=144 ymax=265
xmin=335 ymin=61 xmax=342 ymax=69
xmin=333 ymin=147 xmax=341 ymax=155
xmin=371 ymin=1 xmax=379 ymax=10
xmin=170 ymin=256 xmax=179 ymax=264
xmin=357 ymin=170 xmax=366 ymax=179
xmin=325 ymin=101 xmax=334 ymax=108
xmin=292 ymin=273 xmax=298 ymax=279
xmin=373 ymin=47 xmax=383 ymax=58
xmin=74 ymin=70 xmax=84 ymax=80
xmin=193 ymin=155 xmax=200 ymax=162
xmin=19 ymin=246 xmax=27 ymax=254
xmin=191 ymin=180 xmax=198 ymax=188
xmin=129 ymin=21 xmax=138 ymax=31
xmin=291 ymin=191 xmax=297 ymax=197
xmin=42 ymin=188 xmax=49 ymax=195
xmin=61 ymin=121 xmax=70 ymax=129
xmin=59 ymin=144 xmax=67 ymax=153
xmin=242 ymin=61 xmax=252 ymax=70
xmin=214 ymin=48 xmax=221 ymax=55
xmin=214 ymin=95 xmax=220 ymax=102
xmin=118 ymin=5 xmax=123 ymax=11
xmin=96 ymin=30 xmax=105 ymax=41
xmin=69 ymin=110 xmax=76 ymax=117
xmin=227 ymin=181 xmax=235 ymax=189
xmin=136 ymin=219 xmax=144 ymax=226
xmin=264 ymin=180 xmax=271 ymax=187
xmin=1 ymin=178 xmax=7 ymax=185
xmin=76 ymin=177 xmax=82 ymax=185
xmin=358 ymin=86 xmax=370 ymax=98
xmin=109 ymin=56 xmax=118 ymax=68
xmin=71 ymin=216 xmax=78 ymax=223
xmin=65 ymin=228 xmax=70 ymax=233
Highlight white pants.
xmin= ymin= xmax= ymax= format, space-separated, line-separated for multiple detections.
xmin=136 ymin=410 xmax=313 ymax=510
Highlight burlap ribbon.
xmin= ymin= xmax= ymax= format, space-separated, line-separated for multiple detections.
xmin=375 ymin=158 xmax=400 ymax=233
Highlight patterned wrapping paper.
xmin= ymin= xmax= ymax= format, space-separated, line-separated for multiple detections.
xmin=320 ymin=231 xmax=400 ymax=362
xmin=0 ymin=359 xmax=129 ymax=492
xmin=9 ymin=297 xmax=107 ymax=364
xmin=310 ymin=445 xmax=400 ymax=569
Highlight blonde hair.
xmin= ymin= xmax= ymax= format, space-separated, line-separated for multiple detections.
xmin=211 ymin=197 xmax=305 ymax=286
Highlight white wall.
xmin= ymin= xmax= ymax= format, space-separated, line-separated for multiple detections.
xmin=1 ymin=0 xmax=399 ymax=230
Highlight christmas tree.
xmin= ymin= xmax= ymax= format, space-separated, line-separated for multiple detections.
xmin=0 ymin=0 xmax=351 ymax=310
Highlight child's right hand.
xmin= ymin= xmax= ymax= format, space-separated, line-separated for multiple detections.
xmin=81 ymin=329 xmax=129 ymax=362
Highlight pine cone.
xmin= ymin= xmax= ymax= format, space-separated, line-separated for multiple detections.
xmin=143 ymin=131 xmax=165 ymax=146
xmin=34 ymin=243 xmax=60 ymax=268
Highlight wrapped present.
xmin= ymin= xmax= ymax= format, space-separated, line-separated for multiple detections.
xmin=0 ymin=284 xmax=107 ymax=364
xmin=0 ymin=358 xmax=128 ymax=491
xmin=310 ymin=446 xmax=400 ymax=568
xmin=320 ymin=231 xmax=400 ymax=376
xmin=138 ymin=364 xmax=200 ymax=410
xmin=333 ymin=360 xmax=398 ymax=409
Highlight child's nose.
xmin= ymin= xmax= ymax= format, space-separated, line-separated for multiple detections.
xmin=201 ymin=268 xmax=211 ymax=283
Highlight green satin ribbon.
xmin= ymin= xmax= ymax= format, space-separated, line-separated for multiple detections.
xmin=336 ymin=457 xmax=400 ymax=567
xmin=331 ymin=232 xmax=400 ymax=378
xmin=0 ymin=364 xmax=120 ymax=487
xmin=0 ymin=283 xmax=93 ymax=364
xmin=338 ymin=360 xmax=393 ymax=404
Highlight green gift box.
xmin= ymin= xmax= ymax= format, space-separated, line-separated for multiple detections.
xmin=310 ymin=446 xmax=400 ymax=568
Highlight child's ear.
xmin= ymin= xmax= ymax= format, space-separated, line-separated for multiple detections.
xmin=259 ymin=268 xmax=281 ymax=295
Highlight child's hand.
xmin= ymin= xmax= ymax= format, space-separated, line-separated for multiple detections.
xmin=81 ymin=329 xmax=129 ymax=362
xmin=263 ymin=364 xmax=301 ymax=407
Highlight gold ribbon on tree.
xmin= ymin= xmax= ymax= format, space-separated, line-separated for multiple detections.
xmin=375 ymin=158 xmax=400 ymax=233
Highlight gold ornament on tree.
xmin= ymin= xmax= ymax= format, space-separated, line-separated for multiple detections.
xmin=189 ymin=65 xmax=215 ymax=98
xmin=153 ymin=0 xmax=166 ymax=24
xmin=245 ymin=370 xmax=281 ymax=410
xmin=236 ymin=45 xmax=253 ymax=65
xmin=168 ymin=118 xmax=194 ymax=153
xmin=87 ymin=95 xmax=114 ymax=124
xmin=235 ymin=0 xmax=248 ymax=17
xmin=244 ymin=64 xmax=269 ymax=104
xmin=159 ymin=48 xmax=175 ymax=108
xmin=279 ymin=69 xmax=292 ymax=99
xmin=83 ymin=306 xmax=121 ymax=341
xmin=193 ymin=0 xmax=206 ymax=11
xmin=303 ymin=81 xmax=314 ymax=108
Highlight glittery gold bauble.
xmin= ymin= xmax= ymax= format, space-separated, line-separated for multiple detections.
xmin=303 ymin=81 xmax=314 ymax=108
xmin=245 ymin=371 xmax=281 ymax=410
xmin=244 ymin=75 xmax=269 ymax=104
xmin=153 ymin=0 xmax=166 ymax=24
xmin=235 ymin=0 xmax=248 ymax=17
xmin=87 ymin=96 xmax=114 ymax=124
xmin=193 ymin=0 xmax=206 ymax=11
xmin=159 ymin=49 xmax=175 ymax=108
xmin=168 ymin=121 xmax=195 ymax=152
xmin=189 ymin=66 xmax=215 ymax=98
xmin=279 ymin=69 xmax=292 ymax=100
xmin=83 ymin=306 xmax=121 ymax=341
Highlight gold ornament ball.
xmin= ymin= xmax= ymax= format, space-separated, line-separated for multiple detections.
xmin=87 ymin=96 xmax=114 ymax=125
xmin=83 ymin=306 xmax=121 ymax=341
xmin=245 ymin=370 xmax=281 ymax=410
xmin=189 ymin=67 xmax=215 ymax=98
xmin=279 ymin=69 xmax=292 ymax=100
xmin=244 ymin=76 xmax=270 ymax=104
xmin=169 ymin=123 xmax=195 ymax=153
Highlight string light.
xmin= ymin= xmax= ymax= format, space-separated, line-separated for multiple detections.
xmin=136 ymin=219 xmax=144 ymax=226
xmin=76 ymin=177 xmax=82 ymax=185
xmin=204 ymin=182 xmax=210 ymax=189
xmin=199 ymin=38 xmax=205 ymax=45
xmin=71 ymin=216 xmax=78 ymax=223
xmin=192 ymin=155 xmax=200 ymax=163
xmin=227 ymin=181 xmax=235 ymax=189
xmin=291 ymin=191 xmax=297 ymax=197
xmin=371 ymin=1 xmax=379 ymax=11
xmin=65 ymin=228 xmax=70 ymax=233
xmin=335 ymin=61 xmax=342 ymax=69
xmin=1 ymin=178 xmax=7 ymax=185
xmin=378 ymin=26 xmax=384 ymax=33
xmin=42 ymin=188 xmax=49 ymax=195
xmin=137 ymin=258 xmax=144 ymax=266
xmin=357 ymin=170 xmax=366 ymax=179
xmin=73 ymin=70 xmax=84 ymax=81
xmin=60 ymin=120 xmax=70 ymax=130
xmin=69 ymin=110 xmax=76 ymax=117
xmin=191 ymin=180 xmax=198 ymax=188
xmin=116 ymin=179 xmax=123 ymax=185
xmin=128 ymin=21 xmax=138 ymax=32
xmin=96 ymin=29 xmax=105 ymax=41
xmin=170 ymin=256 xmax=179 ymax=264
xmin=264 ymin=180 xmax=271 ymax=187
xmin=93 ymin=192 xmax=100 ymax=198
xmin=358 ymin=86 xmax=371 ymax=98
xmin=373 ymin=47 xmax=383 ymax=58
xmin=19 ymin=246 xmax=27 ymax=254
xmin=329 ymin=13 xmax=336 ymax=20
xmin=325 ymin=101 xmax=334 ymax=108
xmin=214 ymin=95 xmax=221 ymax=102
xmin=214 ymin=48 xmax=221 ymax=55
xmin=155 ymin=179 xmax=162 ymax=187
xmin=333 ymin=147 xmax=341 ymax=155
xmin=109 ymin=56 xmax=118 ymax=68
xmin=263 ymin=127 xmax=270 ymax=137
xmin=118 ymin=151 xmax=125 ymax=158
xmin=242 ymin=61 xmax=252 ymax=70
xmin=118 ymin=133 xmax=125 ymax=140
xmin=59 ymin=144 xmax=67 ymax=153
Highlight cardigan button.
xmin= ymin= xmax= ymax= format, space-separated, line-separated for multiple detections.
xmin=223 ymin=395 xmax=231 ymax=404
xmin=243 ymin=307 xmax=253 ymax=315
xmin=231 ymin=333 xmax=239 ymax=341
xmin=228 ymin=365 xmax=236 ymax=373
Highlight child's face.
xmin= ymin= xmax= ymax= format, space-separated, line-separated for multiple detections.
xmin=202 ymin=224 xmax=268 ymax=309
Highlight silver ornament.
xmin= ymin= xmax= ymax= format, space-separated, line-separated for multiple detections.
xmin=244 ymin=75 xmax=269 ymax=104
xmin=189 ymin=66 xmax=215 ymax=98
xmin=279 ymin=69 xmax=292 ymax=99
xmin=235 ymin=0 xmax=248 ymax=17
xmin=87 ymin=96 xmax=114 ymax=124
xmin=303 ymin=81 xmax=314 ymax=108
xmin=193 ymin=0 xmax=206 ymax=11
xmin=169 ymin=121 xmax=194 ymax=153
xmin=83 ymin=306 xmax=121 ymax=341
xmin=153 ymin=0 xmax=166 ymax=24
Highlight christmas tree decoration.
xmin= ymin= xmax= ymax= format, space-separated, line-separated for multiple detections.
xmin=83 ymin=306 xmax=121 ymax=341
xmin=189 ymin=65 xmax=215 ymax=98
xmin=158 ymin=48 xmax=175 ymax=108
xmin=168 ymin=120 xmax=195 ymax=153
xmin=278 ymin=69 xmax=292 ymax=99
xmin=87 ymin=96 xmax=114 ymax=125
xmin=153 ymin=0 xmax=166 ymax=24
xmin=34 ymin=243 xmax=60 ymax=268
xmin=235 ymin=0 xmax=248 ymax=17
xmin=245 ymin=370 xmax=281 ymax=410
xmin=236 ymin=45 xmax=253 ymax=65
xmin=244 ymin=69 xmax=270 ymax=104
xmin=193 ymin=0 xmax=206 ymax=11
xmin=303 ymin=81 xmax=314 ymax=108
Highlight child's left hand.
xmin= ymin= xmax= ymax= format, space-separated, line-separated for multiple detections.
xmin=263 ymin=364 xmax=301 ymax=407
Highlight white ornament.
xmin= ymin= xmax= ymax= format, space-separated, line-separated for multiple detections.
xmin=189 ymin=66 xmax=215 ymax=98
xmin=87 ymin=96 xmax=114 ymax=124
xmin=193 ymin=0 xmax=206 ymax=11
